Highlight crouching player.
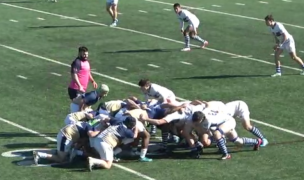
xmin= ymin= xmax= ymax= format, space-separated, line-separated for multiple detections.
xmin=86 ymin=116 xmax=137 ymax=171
xmin=225 ymin=100 xmax=268 ymax=146
xmin=33 ymin=122 xmax=88 ymax=164
xmin=192 ymin=109 xmax=262 ymax=160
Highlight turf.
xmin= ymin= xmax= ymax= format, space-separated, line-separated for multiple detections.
xmin=0 ymin=0 xmax=304 ymax=180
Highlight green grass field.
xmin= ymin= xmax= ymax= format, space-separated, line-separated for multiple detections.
xmin=1 ymin=0 xmax=304 ymax=179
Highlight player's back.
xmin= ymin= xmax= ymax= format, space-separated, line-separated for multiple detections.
xmin=178 ymin=9 xmax=198 ymax=23
xmin=270 ymin=22 xmax=291 ymax=39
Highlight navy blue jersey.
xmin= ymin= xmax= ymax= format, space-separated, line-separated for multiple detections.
xmin=82 ymin=90 xmax=100 ymax=106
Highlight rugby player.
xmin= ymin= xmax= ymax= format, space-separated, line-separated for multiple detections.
xmin=264 ymin=15 xmax=304 ymax=77
xmin=106 ymin=0 xmax=119 ymax=27
xmin=173 ymin=3 xmax=208 ymax=51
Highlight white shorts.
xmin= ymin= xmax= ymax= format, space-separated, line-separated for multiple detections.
xmin=280 ymin=36 xmax=296 ymax=53
xmin=225 ymin=101 xmax=250 ymax=121
xmin=136 ymin=120 xmax=145 ymax=132
xmin=163 ymin=111 xmax=189 ymax=123
xmin=56 ymin=131 xmax=72 ymax=153
xmin=93 ymin=138 xmax=113 ymax=161
xmin=70 ymin=103 xmax=79 ymax=113
xmin=188 ymin=19 xmax=200 ymax=29
xmin=64 ymin=114 xmax=76 ymax=125
xmin=106 ymin=0 xmax=119 ymax=5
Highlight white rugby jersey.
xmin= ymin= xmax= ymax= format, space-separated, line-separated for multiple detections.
xmin=144 ymin=83 xmax=175 ymax=102
xmin=270 ymin=22 xmax=292 ymax=43
xmin=201 ymin=108 xmax=230 ymax=130
xmin=177 ymin=9 xmax=199 ymax=29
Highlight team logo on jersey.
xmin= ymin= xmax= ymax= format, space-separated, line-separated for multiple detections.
xmin=1 ymin=148 xmax=61 ymax=167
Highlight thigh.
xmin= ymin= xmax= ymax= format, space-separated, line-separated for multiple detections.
xmin=56 ymin=132 xmax=72 ymax=153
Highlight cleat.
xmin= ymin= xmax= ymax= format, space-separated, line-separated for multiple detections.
xmin=271 ymin=73 xmax=281 ymax=77
xmin=181 ymin=47 xmax=191 ymax=52
xmin=139 ymin=157 xmax=153 ymax=162
xmin=260 ymin=138 xmax=269 ymax=147
xmin=109 ymin=22 xmax=117 ymax=27
xmin=254 ymin=138 xmax=262 ymax=151
xmin=69 ymin=148 xmax=77 ymax=163
xmin=33 ymin=151 xmax=39 ymax=165
xmin=113 ymin=156 xmax=120 ymax=163
xmin=87 ymin=157 xmax=94 ymax=172
xmin=220 ymin=154 xmax=231 ymax=160
xmin=190 ymin=149 xmax=200 ymax=159
xmin=201 ymin=41 xmax=209 ymax=48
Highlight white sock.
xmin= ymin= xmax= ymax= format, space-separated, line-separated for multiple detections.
xmin=37 ymin=152 xmax=48 ymax=158
xmin=140 ymin=149 xmax=147 ymax=158
xmin=114 ymin=148 xmax=122 ymax=155
xmin=91 ymin=157 xmax=103 ymax=165
xmin=75 ymin=150 xmax=83 ymax=156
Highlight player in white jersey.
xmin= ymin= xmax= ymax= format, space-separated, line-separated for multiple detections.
xmin=192 ymin=110 xmax=262 ymax=160
xmin=138 ymin=79 xmax=177 ymax=135
xmin=106 ymin=0 xmax=119 ymax=27
xmin=173 ymin=3 xmax=208 ymax=52
xmin=86 ymin=117 xmax=137 ymax=171
xmin=264 ymin=15 xmax=304 ymax=77
xmin=225 ymin=100 xmax=268 ymax=147
xmin=33 ymin=122 xmax=88 ymax=164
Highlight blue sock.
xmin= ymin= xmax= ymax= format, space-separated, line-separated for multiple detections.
xmin=242 ymin=137 xmax=258 ymax=145
xmin=185 ymin=35 xmax=190 ymax=48
xmin=216 ymin=138 xmax=228 ymax=155
xmin=249 ymin=127 xmax=264 ymax=139
xmin=276 ymin=67 xmax=281 ymax=73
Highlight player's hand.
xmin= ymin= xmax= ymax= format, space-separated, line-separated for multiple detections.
xmin=79 ymin=86 xmax=85 ymax=93
xmin=273 ymin=44 xmax=280 ymax=50
xmin=92 ymin=81 xmax=98 ymax=89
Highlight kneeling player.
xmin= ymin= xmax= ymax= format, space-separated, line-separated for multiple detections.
xmin=86 ymin=117 xmax=137 ymax=171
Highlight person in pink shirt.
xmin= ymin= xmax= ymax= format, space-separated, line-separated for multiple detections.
xmin=68 ymin=46 xmax=98 ymax=100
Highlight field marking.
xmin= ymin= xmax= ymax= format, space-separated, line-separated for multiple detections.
xmin=17 ymin=75 xmax=27 ymax=79
xmin=118 ymin=12 xmax=123 ymax=15
xmin=1 ymin=44 xmax=304 ymax=139
xmin=180 ymin=61 xmax=192 ymax=65
xmin=88 ymin=14 xmax=97 ymax=17
xmin=259 ymin=1 xmax=269 ymax=4
xmin=116 ymin=67 xmax=128 ymax=71
xmin=210 ymin=58 xmax=223 ymax=62
xmin=300 ymin=51 xmax=304 ymax=53
xmin=148 ymin=64 xmax=160 ymax=68
xmin=144 ymin=0 xmax=304 ymax=30
xmin=163 ymin=8 xmax=171 ymax=11
xmin=9 ymin=19 xmax=18 ymax=22
xmin=211 ymin=5 xmax=221 ymax=7
xmin=0 ymin=117 xmax=156 ymax=180
xmin=231 ymin=55 xmax=253 ymax=59
xmin=270 ymin=53 xmax=284 ymax=57
xmin=235 ymin=3 xmax=245 ymax=6
xmin=1 ymin=3 xmax=303 ymax=73
xmin=139 ymin=10 xmax=148 ymax=13
xmin=282 ymin=0 xmax=292 ymax=2
xmin=37 ymin=17 xmax=45 ymax=20
xmin=50 ymin=72 xmax=62 ymax=76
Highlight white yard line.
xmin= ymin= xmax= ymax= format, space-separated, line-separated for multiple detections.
xmin=0 ymin=117 xmax=156 ymax=180
xmin=37 ymin=17 xmax=45 ymax=20
xmin=50 ymin=72 xmax=62 ymax=76
xmin=116 ymin=67 xmax=128 ymax=71
xmin=211 ymin=5 xmax=221 ymax=7
xmin=148 ymin=64 xmax=160 ymax=68
xmin=144 ymin=0 xmax=304 ymax=30
xmin=210 ymin=58 xmax=224 ymax=62
xmin=235 ymin=3 xmax=245 ymax=6
xmin=88 ymin=14 xmax=97 ymax=17
xmin=0 ymin=3 xmax=302 ymax=72
xmin=9 ymin=19 xmax=18 ymax=22
xmin=138 ymin=10 xmax=148 ymax=13
xmin=1 ymin=44 xmax=304 ymax=139
xmin=180 ymin=61 xmax=192 ymax=65
xmin=17 ymin=75 xmax=27 ymax=79
xmin=259 ymin=1 xmax=269 ymax=4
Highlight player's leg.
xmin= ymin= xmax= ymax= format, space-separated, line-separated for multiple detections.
xmin=106 ymin=1 xmax=114 ymax=23
xmin=287 ymin=38 xmax=304 ymax=75
xmin=181 ymin=25 xmax=191 ymax=51
xmin=111 ymin=0 xmax=119 ymax=26
xmin=88 ymin=141 xmax=113 ymax=171
xmin=227 ymin=129 xmax=262 ymax=151
xmin=271 ymin=47 xmax=283 ymax=77
xmin=189 ymin=21 xmax=208 ymax=48
xmin=138 ymin=130 xmax=153 ymax=162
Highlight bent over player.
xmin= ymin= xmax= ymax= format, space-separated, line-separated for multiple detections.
xmin=173 ymin=3 xmax=208 ymax=51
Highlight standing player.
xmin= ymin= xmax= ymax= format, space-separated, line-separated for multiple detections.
xmin=173 ymin=3 xmax=208 ymax=52
xmin=106 ymin=0 xmax=119 ymax=27
xmin=264 ymin=15 xmax=304 ymax=77
xmin=138 ymin=79 xmax=177 ymax=135
xmin=68 ymin=46 xmax=98 ymax=100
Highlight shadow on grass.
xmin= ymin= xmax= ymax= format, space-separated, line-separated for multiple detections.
xmin=29 ymin=25 xmax=101 ymax=29
xmin=103 ymin=49 xmax=176 ymax=54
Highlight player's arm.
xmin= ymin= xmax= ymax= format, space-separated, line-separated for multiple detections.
xmin=89 ymin=73 xmax=98 ymax=89
xmin=87 ymin=130 xmax=100 ymax=137
xmin=139 ymin=114 xmax=167 ymax=125
xmin=190 ymin=100 xmax=209 ymax=107
xmin=71 ymin=60 xmax=84 ymax=92
xmin=132 ymin=125 xmax=138 ymax=139
xmin=272 ymin=33 xmax=280 ymax=44
xmin=179 ymin=19 xmax=184 ymax=32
